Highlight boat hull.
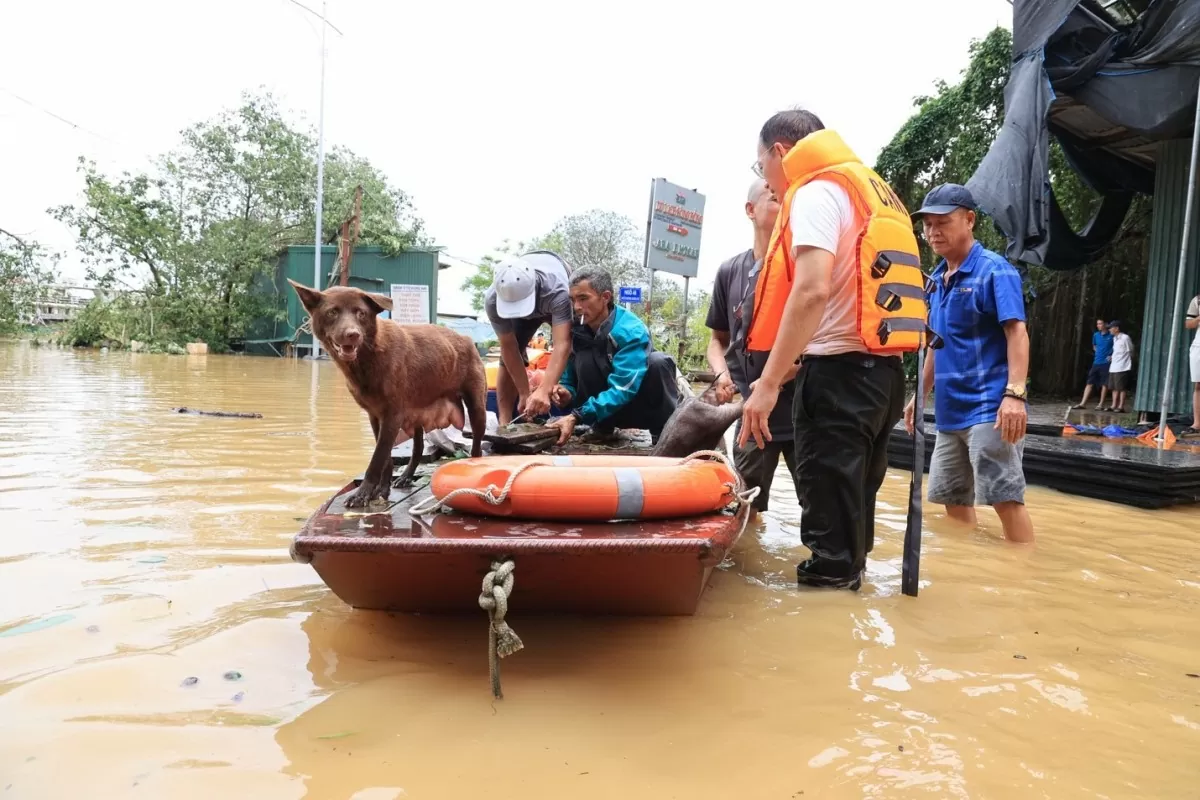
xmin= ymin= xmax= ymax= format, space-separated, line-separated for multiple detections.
xmin=292 ymin=476 xmax=751 ymax=616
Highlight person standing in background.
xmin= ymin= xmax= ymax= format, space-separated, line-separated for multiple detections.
xmin=704 ymin=178 xmax=798 ymax=515
xmin=1106 ymin=320 xmax=1134 ymax=414
xmin=1072 ymin=318 xmax=1112 ymax=411
xmin=1186 ymin=294 xmax=1200 ymax=435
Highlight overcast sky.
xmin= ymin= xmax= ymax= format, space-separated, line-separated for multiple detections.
xmin=1 ymin=0 xmax=1012 ymax=310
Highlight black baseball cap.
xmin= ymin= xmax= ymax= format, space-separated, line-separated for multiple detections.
xmin=912 ymin=183 xmax=977 ymax=218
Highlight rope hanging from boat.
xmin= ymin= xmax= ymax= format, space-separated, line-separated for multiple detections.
xmin=479 ymin=557 xmax=523 ymax=699
xmin=677 ymin=449 xmax=762 ymax=508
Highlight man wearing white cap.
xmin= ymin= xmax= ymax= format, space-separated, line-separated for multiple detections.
xmin=484 ymin=250 xmax=574 ymax=424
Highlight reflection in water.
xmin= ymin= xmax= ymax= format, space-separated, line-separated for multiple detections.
xmin=1 ymin=342 xmax=1198 ymax=799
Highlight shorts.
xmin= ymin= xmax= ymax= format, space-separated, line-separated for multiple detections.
xmin=732 ymin=434 xmax=798 ymax=512
xmin=927 ymin=422 xmax=1026 ymax=507
xmin=1190 ymin=348 xmax=1200 ymax=384
xmin=511 ymin=317 xmax=549 ymax=366
xmin=1108 ymin=370 xmax=1131 ymax=392
xmin=1086 ymin=363 xmax=1109 ymax=388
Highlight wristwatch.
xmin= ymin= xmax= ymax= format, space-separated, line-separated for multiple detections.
xmin=1003 ymin=383 xmax=1027 ymax=401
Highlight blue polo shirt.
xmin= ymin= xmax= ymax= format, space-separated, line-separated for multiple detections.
xmin=1092 ymin=331 xmax=1113 ymax=365
xmin=928 ymin=241 xmax=1026 ymax=432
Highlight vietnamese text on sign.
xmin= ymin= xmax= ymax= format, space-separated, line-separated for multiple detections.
xmin=389 ymin=283 xmax=430 ymax=325
xmin=644 ymin=178 xmax=705 ymax=278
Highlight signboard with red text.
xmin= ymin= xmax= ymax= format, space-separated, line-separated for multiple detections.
xmin=644 ymin=178 xmax=705 ymax=278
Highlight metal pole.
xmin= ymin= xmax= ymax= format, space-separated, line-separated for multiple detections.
xmin=902 ymin=344 xmax=927 ymax=597
xmin=643 ymin=178 xmax=656 ymax=337
xmin=646 ymin=270 xmax=654 ymax=329
xmin=1155 ymin=77 xmax=1200 ymax=446
xmin=678 ymin=275 xmax=689 ymax=368
xmin=312 ymin=0 xmax=328 ymax=359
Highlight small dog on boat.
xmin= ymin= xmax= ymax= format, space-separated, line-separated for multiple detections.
xmin=288 ymin=280 xmax=487 ymax=508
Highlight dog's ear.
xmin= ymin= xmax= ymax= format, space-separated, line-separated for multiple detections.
xmin=363 ymin=292 xmax=393 ymax=316
xmin=288 ymin=279 xmax=324 ymax=314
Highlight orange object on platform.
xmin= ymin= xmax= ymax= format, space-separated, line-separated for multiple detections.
xmin=429 ymin=454 xmax=738 ymax=521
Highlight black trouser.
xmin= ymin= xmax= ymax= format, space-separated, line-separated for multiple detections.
xmin=791 ymin=352 xmax=906 ymax=587
xmin=588 ymin=351 xmax=680 ymax=441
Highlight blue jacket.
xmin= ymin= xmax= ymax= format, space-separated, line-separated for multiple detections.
xmin=559 ymin=306 xmax=652 ymax=425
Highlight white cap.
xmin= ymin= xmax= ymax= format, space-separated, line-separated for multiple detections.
xmin=492 ymin=256 xmax=537 ymax=319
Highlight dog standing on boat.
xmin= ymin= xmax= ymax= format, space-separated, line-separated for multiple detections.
xmin=288 ymin=280 xmax=488 ymax=508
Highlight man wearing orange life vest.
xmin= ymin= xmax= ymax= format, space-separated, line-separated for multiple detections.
xmin=739 ymin=109 xmax=926 ymax=591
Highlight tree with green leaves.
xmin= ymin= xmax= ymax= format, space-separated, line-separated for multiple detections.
xmin=52 ymin=90 xmax=425 ymax=349
xmin=874 ymin=26 xmax=1151 ymax=395
xmin=0 ymin=229 xmax=58 ymax=334
xmin=461 ymin=209 xmax=646 ymax=313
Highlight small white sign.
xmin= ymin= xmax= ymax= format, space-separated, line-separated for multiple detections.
xmin=389 ymin=283 xmax=430 ymax=325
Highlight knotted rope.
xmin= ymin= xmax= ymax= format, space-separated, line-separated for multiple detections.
xmin=479 ymin=557 xmax=523 ymax=699
xmin=678 ymin=449 xmax=762 ymax=509
xmin=407 ymin=449 xmax=758 ymax=700
xmin=408 ymin=460 xmax=545 ymax=517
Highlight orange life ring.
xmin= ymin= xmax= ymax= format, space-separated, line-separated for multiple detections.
xmin=427 ymin=454 xmax=738 ymax=521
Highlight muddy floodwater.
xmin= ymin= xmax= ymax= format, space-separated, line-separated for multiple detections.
xmin=1 ymin=341 xmax=1198 ymax=799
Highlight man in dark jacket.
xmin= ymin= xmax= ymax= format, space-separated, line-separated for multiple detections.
xmin=705 ymin=178 xmax=798 ymax=513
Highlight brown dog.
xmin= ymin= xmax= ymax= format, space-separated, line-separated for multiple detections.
xmin=288 ymin=280 xmax=487 ymax=508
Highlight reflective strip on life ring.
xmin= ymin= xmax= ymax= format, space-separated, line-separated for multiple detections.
xmin=428 ymin=454 xmax=738 ymax=521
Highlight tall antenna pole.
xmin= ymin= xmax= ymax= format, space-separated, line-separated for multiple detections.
xmin=312 ymin=0 xmax=328 ymax=358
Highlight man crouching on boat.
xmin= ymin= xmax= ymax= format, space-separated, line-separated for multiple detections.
xmin=545 ymin=267 xmax=680 ymax=445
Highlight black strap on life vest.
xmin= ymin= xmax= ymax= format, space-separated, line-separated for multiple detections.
xmin=876 ymin=318 xmax=944 ymax=350
xmin=874 ymin=282 xmax=926 ymax=312
xmin=870 ymin=249 xmax=922 ymax=279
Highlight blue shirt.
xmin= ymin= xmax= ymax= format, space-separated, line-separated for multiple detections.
xmin=1092 ymin=331 xmax=1113 ymax=365
xmin=558 ymin=306 xmax=652 ymax=425
xmin=928 ymin=241 xmax=1026 ymax=432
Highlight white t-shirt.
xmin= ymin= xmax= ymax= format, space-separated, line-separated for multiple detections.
xmin=788 ymin=179 xmax=860 ymax=356
xmin=1110 ymin=332 xmax=1133 ymax=372
xmin=1188 ymin=295 xmax=1200 ymax=350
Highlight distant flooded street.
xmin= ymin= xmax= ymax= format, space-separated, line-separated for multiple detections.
xmin=1 ymin=341 xmax=1197 ymax=799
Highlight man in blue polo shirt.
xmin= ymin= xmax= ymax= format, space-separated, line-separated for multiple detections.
xmin=1072 ymin=319 xmax=1113 ymax=410
xmin=903 ymin=184 xmax=1034 ymax=543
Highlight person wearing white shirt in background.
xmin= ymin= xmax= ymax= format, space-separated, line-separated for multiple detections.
xmin=1106 ymin=320 xmax=1134 ymax=414
xmin=1185 ymin=295 xmax=1200 ymax=435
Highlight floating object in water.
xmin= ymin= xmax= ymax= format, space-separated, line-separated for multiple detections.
xmin=170 ymin=407 xmax=263 ymax=419
xmin=0 ymin=613 xmax=75 ymax=638
xmin=415 ymin=452 xmax=744 ymax=521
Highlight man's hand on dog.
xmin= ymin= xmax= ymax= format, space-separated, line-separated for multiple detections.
xmin=545 ymin=414 xmax=576 ymax=445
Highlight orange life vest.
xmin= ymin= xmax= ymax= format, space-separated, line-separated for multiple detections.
xmin=746 ymin=129 xmax=929 ymax=356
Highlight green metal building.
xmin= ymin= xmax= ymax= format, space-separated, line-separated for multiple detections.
xmin=243 ymin=245 xmax=444 ymax=357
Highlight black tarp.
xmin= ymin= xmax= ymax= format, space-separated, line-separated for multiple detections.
xmin=967 ymin=0 xmax=1200 ymax=270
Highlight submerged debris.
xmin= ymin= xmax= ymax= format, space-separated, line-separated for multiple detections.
xmin=171 ymin=407 xmax=263 ymax=419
